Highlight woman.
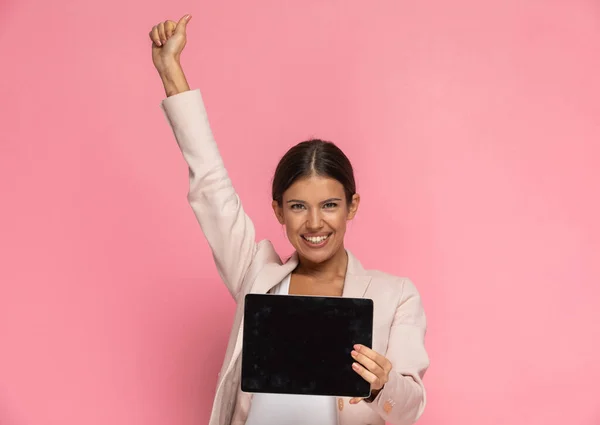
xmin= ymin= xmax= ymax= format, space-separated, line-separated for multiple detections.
xmin=149 ymin=14 xmax=430 ymax=425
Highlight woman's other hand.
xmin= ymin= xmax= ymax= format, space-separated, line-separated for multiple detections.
xmin=149 ymin=14 xmax=191 ymax=74
xmin=148 ymin=14 xmax=192 ymax=96
xmin=349 ymin=344 xmax=393 ymax=404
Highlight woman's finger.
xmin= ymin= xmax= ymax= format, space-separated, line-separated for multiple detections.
xmin=150 ymin=26 xmax=161 ymax=46
xmin=175 ymin=14 xmax=192 ymax=34
xmin=354 ymin=345 xmax=392 ymax=373
xmin=165 ymin=20 xmax=176 ymax=38
xmin=351 ymin=350 xmax=385 ymax=377
xmin=158 ymin=22 xmax=167 ymax=44
xmin=352 ymin=362 xmax=380 ymax=386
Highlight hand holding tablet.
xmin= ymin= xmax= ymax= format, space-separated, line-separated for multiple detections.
xmin=349 ymin=343 xmax=393 ymax=404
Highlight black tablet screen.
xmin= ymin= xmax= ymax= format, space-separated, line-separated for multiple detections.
xmin=242 ymin=294 xmax=373 ymax=397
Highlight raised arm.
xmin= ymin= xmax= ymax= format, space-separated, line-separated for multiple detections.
xmin=150 ymin=15 xmax=258 ymax=300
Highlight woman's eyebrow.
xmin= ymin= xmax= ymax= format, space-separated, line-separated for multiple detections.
xmin=286 ymin=198 xmax=342 ymax=204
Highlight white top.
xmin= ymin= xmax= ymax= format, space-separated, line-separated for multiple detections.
xmin=244 ymin=275 xmax=338 ymax=425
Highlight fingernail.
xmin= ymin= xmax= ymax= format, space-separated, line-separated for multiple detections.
xmin=354 ymin=344 xmax=361 ymax=351
xmin=351 ymin=350 xmax=358 ymax=357
xmin=352 ymin=363 xmax=359 ymax=370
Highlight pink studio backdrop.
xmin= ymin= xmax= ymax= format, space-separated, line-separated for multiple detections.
xmin=1 ymin=0 xmax=599 ymax=424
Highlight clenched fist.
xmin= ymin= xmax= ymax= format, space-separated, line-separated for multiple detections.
xmin=149 ymin=14 xmax=192 ymax=74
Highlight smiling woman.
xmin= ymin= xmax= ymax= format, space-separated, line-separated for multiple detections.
xmin=150 ymin=14 xmax=429 ymax=425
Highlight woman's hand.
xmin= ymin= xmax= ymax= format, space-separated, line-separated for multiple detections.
xmin=148 ymin=15 xmax=192 ymax=97
xmin=349 ymin=344 xmax=393 ymax=404
xmin=149 ymin=14 xmax=191 ymax=73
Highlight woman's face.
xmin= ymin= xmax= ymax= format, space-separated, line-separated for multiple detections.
xmin=272 ymin=175 xmax=360 ymax=264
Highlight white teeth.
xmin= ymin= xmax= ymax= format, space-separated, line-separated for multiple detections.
xmin=304 ymin=235 xmax=329 ymax=243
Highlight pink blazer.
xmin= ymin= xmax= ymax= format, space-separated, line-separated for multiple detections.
xmin=160 ymin=89 xmax=430 ymax=425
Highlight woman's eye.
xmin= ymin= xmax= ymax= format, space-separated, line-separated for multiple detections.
xmin=323 ymin=202 xmax=338 ymax=209
xmin=291 ymin=204 xmax=305 ymax=210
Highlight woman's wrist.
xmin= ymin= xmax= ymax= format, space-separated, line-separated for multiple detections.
xmin=364 ymin=387 xmax=382 ymax=403
xmin=158 ymin=60 xmax=190 ymax=97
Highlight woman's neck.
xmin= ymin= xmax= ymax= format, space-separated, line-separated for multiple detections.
xmin=294 ymin=247 xmax=348 ymax=280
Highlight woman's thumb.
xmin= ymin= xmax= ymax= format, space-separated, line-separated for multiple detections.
xmin=175 ymin=14 xmax=192 ymax=34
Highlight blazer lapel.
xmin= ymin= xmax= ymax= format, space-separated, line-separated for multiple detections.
xmin=251 ymin=252 xmax=299 ymax=295
xmin=341 ymin=250 xmax=372 ymax=298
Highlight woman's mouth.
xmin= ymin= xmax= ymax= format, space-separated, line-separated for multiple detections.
xmin=301 ymin=233 xmax=332 ymax=248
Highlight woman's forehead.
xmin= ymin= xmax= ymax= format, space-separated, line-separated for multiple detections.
xmin=284 ymin=176 xmax=345 ymax=199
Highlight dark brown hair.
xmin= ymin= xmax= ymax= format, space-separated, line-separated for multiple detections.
xmin=272 ymin=139 xmax=356 ymax=206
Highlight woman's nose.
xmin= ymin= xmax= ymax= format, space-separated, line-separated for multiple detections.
xmin=306 ymin=210 xmax=323 ymax=229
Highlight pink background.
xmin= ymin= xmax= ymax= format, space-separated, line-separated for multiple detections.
xmin=1 ymin=0 xmax=599 ymax=424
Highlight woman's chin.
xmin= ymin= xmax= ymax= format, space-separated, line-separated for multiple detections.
xmin=302 ymin=253 xmax=330 ymax=264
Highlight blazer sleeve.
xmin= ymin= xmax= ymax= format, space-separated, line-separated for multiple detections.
xmin=367 ymin=278 xmax=430 ymax=425
xmin=160 ymin=89 xmax=257 ymax=300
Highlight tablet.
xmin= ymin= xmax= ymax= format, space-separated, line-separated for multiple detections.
xmin=241 ymin=294 xmax=373 ymax=397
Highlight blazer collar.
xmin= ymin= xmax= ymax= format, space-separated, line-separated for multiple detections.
xmin=252 ymin=249 xmax=371 ymax=298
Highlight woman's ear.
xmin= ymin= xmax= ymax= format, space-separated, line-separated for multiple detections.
xmin=346 ymin=193 xmax=360 ymax=220
xmin=272 ymin=200 xmax=285 ymax=224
